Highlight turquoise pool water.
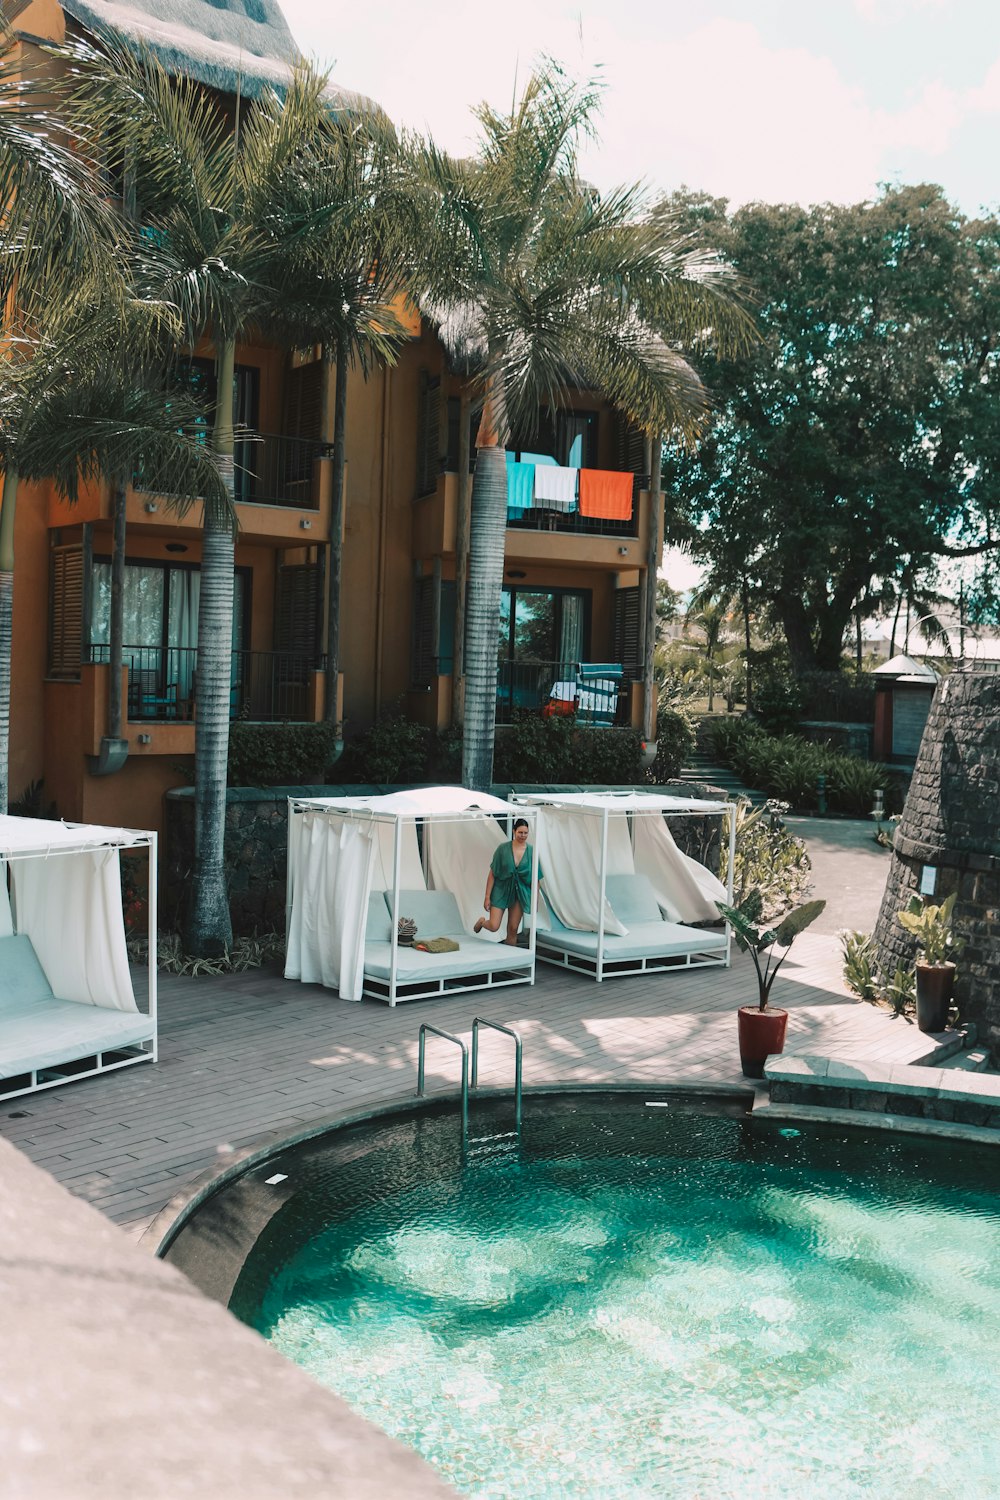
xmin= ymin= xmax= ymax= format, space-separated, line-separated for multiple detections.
xmin=235 ymin=1097 xmax=1000 ymax=1498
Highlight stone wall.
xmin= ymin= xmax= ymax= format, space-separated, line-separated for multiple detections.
xmin=166 ymin=780 xmax=730 ymax=937
xmin=873 ymin=668 xmax=1000 ymax=1049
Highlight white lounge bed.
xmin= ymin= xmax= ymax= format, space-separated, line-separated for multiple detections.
xmin=285 ymin=787 xmax=538 ymax=1006
xmin=514 ymin=791 xmax=735 ymax=982
xmin=0 ymin=816 xmax=157 ymax=1098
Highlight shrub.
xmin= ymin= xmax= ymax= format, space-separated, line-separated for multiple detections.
xmin=752 ymin=672 xmax=805 ymax=734
xmin=840 ymin=930 xmax=879 ymax=1000
xmin=494 ymin=714 xmax=644 ymax=784
xmin=227 ymin=722 xmax=338 ymax=787
xmin=646 ymin=706 xmax=694 ymax=783
xmin=709 ymin=719 xmax=890 ymax=816
xmin=724 ymin=798 xmax=812 ymax=920
xmin=332 ymin=708 xmax=431 ymax=784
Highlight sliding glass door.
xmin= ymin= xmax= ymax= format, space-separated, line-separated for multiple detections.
xmin=496 ymin=587 xmax=588 ymax=720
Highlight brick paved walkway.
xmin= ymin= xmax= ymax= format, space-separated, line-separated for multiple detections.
xmin=0 ymin=930 xmax=947 ymax=1244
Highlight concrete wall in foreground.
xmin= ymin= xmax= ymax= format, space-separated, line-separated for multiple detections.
xmin=0 ymin=1138 xmax=455 ymax=1499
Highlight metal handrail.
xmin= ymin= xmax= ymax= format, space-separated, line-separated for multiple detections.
xmin=471 ymin=1017 xmax=523 ymax=1132
xmin=416 ymin=1024 xmax=469 ymax=1146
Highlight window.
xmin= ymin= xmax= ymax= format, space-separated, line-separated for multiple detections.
xmin=496 ymin=587 xmax=589 ymax=716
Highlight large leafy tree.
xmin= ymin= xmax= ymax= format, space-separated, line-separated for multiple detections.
xmin=662 ymin=185 xmax=1000 ymax=673
xmin=418 ymin=65 xmax=754 ymax=791
xmin=65 ymin=39 xmax=412 ymax=953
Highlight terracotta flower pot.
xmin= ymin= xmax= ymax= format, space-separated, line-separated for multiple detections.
xmin=914 ymin=962 xmax=955 ymax=1034
xmin=737 ymin=1005 xmax=789 ymax=1079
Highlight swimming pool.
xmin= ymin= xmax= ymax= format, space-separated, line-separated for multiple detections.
xmin=170 ymin=1091 xmax=1000 ymax=1498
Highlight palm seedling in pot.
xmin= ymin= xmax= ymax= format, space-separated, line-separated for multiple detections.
xmin=896 ymin=892 xmax=963 ymax=1033
xmin=716 ymin=890 xmax=827 ymax=1077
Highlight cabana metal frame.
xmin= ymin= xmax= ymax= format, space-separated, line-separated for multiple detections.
xmin=286 ymin=789 xmax=539 ymax=1006
xmin=0 ymin=817 xmax=157 ymax=1099
xmin=513 ymin=791 xmax=735 ymax=982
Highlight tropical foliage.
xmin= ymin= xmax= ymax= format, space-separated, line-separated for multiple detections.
xmin=897 ymin=892 xmax=964 ymax=966
xmin=710 ymin=719 xmax=892 ymax=815
xmin=717 ymin=890 xmax=826 ymax=1010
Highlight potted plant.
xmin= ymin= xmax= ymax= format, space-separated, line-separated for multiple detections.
xmin=717 ymin=891 xmax=827 ymax=1078
xmin=896 ymin=892 xmax=963 ymax=1033
xmin=397 ymin=916 xmax=418 ymax=947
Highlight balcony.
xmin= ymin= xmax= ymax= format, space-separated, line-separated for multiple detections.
xmin=88 ymin=645 xmax=325 ymax=723
xmin=134 ymin=433 xmax=328 ymax=509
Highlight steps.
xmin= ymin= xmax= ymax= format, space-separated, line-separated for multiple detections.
xmin=676 ymin=750 xmax=767 ymax=806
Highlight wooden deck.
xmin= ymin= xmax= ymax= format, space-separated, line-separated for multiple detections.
xmin=0 ymin=930 xmax=948 ymax=1243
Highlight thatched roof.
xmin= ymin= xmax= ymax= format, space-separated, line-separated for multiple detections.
xmin=60 ymin=0 xmax=376 ymax=110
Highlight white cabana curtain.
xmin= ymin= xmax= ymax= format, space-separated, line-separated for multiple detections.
xmin=369 ymin=818 xmax=424 ymax=892
xmin=285 ymin=811 xmax=375 ymax=1000
xmin=0 ymin=861 xmax=12 ymax=937
xmin=425 ymin=815 xmax=506 ymax=941
xmin=10 ymin=849 xmax=136 ymax=1011
xmin=606 ymin=813 xmax=635 ymax=875
xmin=632 ymin=815 xmax=727 ymax=923
xmin=534 ymin=808 xmax=627 ymax=935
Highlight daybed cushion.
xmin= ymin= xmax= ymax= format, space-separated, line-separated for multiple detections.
xmin=364 ymin=938 xmax=530 ymax=983
xmin=365 ymin=891 xmax=392 ymax=943
xmin=381 ymin=888 xmax=466 ymax=936
xmin=537 ymin=921 xmax=727 ymax=961
xmin=605 ymin=873 xmax=663 ymax=926
xmin=0 ymin=935 xmax=153 ymax=1078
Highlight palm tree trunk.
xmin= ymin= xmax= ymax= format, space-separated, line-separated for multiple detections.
xmin=462 ymin=375 xmax=508 ymax=791
xmin=707 ymin=648 xmax=715 ymax=713
xmin=324 ymin=332 xmax=349 ymax=725
xmin=107 ymin=481 xmax=127 ymax=738
xmin=452 ymin=389 xmax=471 ymax=726
xmin=184 ymin=339 xmax=236 ymax=956
xmin=642 ymin=434 xmax=662 ymax=742
xmin=741 ymin=575 xmax=753 ymax=716
xmin=0 ymin=468 xmax=18 ymax=816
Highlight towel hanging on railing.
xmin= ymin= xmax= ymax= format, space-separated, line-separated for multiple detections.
xmin=578 ymin=468 xmax=633 ymax=520
xmin=533 ymin=464 xmax=578 ymax=512
xmin=505 ymin=457 xmax=536 ymax=516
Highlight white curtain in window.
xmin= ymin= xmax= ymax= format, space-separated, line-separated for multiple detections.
xmin=168 ymin=570 xmax=200 ymax=702
xmin=91 ymin=564 xmax=164 ymax=646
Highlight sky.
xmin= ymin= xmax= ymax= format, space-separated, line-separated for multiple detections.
xmin=278 ymin=0 xmax=1000 ymax=218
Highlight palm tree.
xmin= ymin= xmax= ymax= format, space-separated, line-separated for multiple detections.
xmin=0 ymin=31 xmax=124 ymax=814
xmin=65 ymin=38 xmax=412 ymax=953
xmin=687 ymin=595 xmax=730 ymax=713
xmin=417 ymin=64 xmax=754 ymax=790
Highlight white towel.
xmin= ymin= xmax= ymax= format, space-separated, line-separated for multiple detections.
xmin=533 ymin=464 xmax=577 ymax=512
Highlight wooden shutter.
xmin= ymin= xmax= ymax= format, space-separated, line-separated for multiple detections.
xmin=274 ymin=563 xmax=321 ymax=658
xmin=613 ymin=413 xmax=648 ymax=480
xmin=410 ymin=576 xmax=435 ymax=687
xmin=283 ymin=361 xmax=324 ymax=442
xmin=613 ymin=586 xmax=642 ymax=678
xmin=415 ymin=373 xmax=442 ymax=497
xmin=49 ymin=544 xmax=85 ymax=679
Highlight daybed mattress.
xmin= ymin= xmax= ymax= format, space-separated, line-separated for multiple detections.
xmin=364 ymin=937 xmax=531 ymax=983
xmin=0 ymin=935 xmax=153 ymax=1077
xmin=536 ymin=921 xmax=727 ymax=961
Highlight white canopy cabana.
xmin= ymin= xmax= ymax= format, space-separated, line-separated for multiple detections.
xmin=512 ymin=791 xmax=735 ymax=981
xmin=285 ymin=788 xmax=538 ymax=1006
xmin=0 ymin=816 xmax=157 ymax=1098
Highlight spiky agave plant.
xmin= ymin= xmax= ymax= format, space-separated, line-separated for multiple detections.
xmin=717 ymin=891 xmax=826 ymax=1010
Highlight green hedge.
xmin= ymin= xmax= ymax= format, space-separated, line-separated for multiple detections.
xmin=710 ymin=719 xmax=892 ymax=815
xmin=227 ymin=722 xmax=339 ymax=787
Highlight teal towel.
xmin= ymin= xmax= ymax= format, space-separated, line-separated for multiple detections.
xmin=506 ymin=459 xmax=536 ymax=516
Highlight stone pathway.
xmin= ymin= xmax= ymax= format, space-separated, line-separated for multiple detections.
xmin=0 ymin=927 xmax=948 ymax=1245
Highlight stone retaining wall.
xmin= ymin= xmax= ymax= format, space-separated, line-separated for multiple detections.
xmin=873 ymin=668 xmax=1000 ymax=1050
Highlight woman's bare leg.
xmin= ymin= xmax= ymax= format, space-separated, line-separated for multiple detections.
xmin=505 ymin=902 xmax=523 ymax=945
xmin=475 ymin=907 xmax=505 ymax=934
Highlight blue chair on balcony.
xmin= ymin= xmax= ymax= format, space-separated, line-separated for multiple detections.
xmin=575 ymin=663 xmax=623 ymax=726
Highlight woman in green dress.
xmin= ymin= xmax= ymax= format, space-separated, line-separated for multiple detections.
xmin=474 ymin=818 xmax=540 ymax=945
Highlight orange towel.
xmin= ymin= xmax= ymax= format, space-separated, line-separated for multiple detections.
xmin=578 ymin=469 xmax=634 ymax=520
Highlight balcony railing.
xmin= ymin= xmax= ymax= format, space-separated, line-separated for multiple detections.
xmin=88 ymin=644 xmax=324 ymax=722
xmin=506 ymin=474 xmax=646 ymax=538
xmin=495 ymin=659 xmax=629 ymax=727
xmin=135 ymin=433 xmax=327 ymax=509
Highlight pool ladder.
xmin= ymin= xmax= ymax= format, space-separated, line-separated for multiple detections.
xmin=416 ymin=1018 xmax=523 ymax=1151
